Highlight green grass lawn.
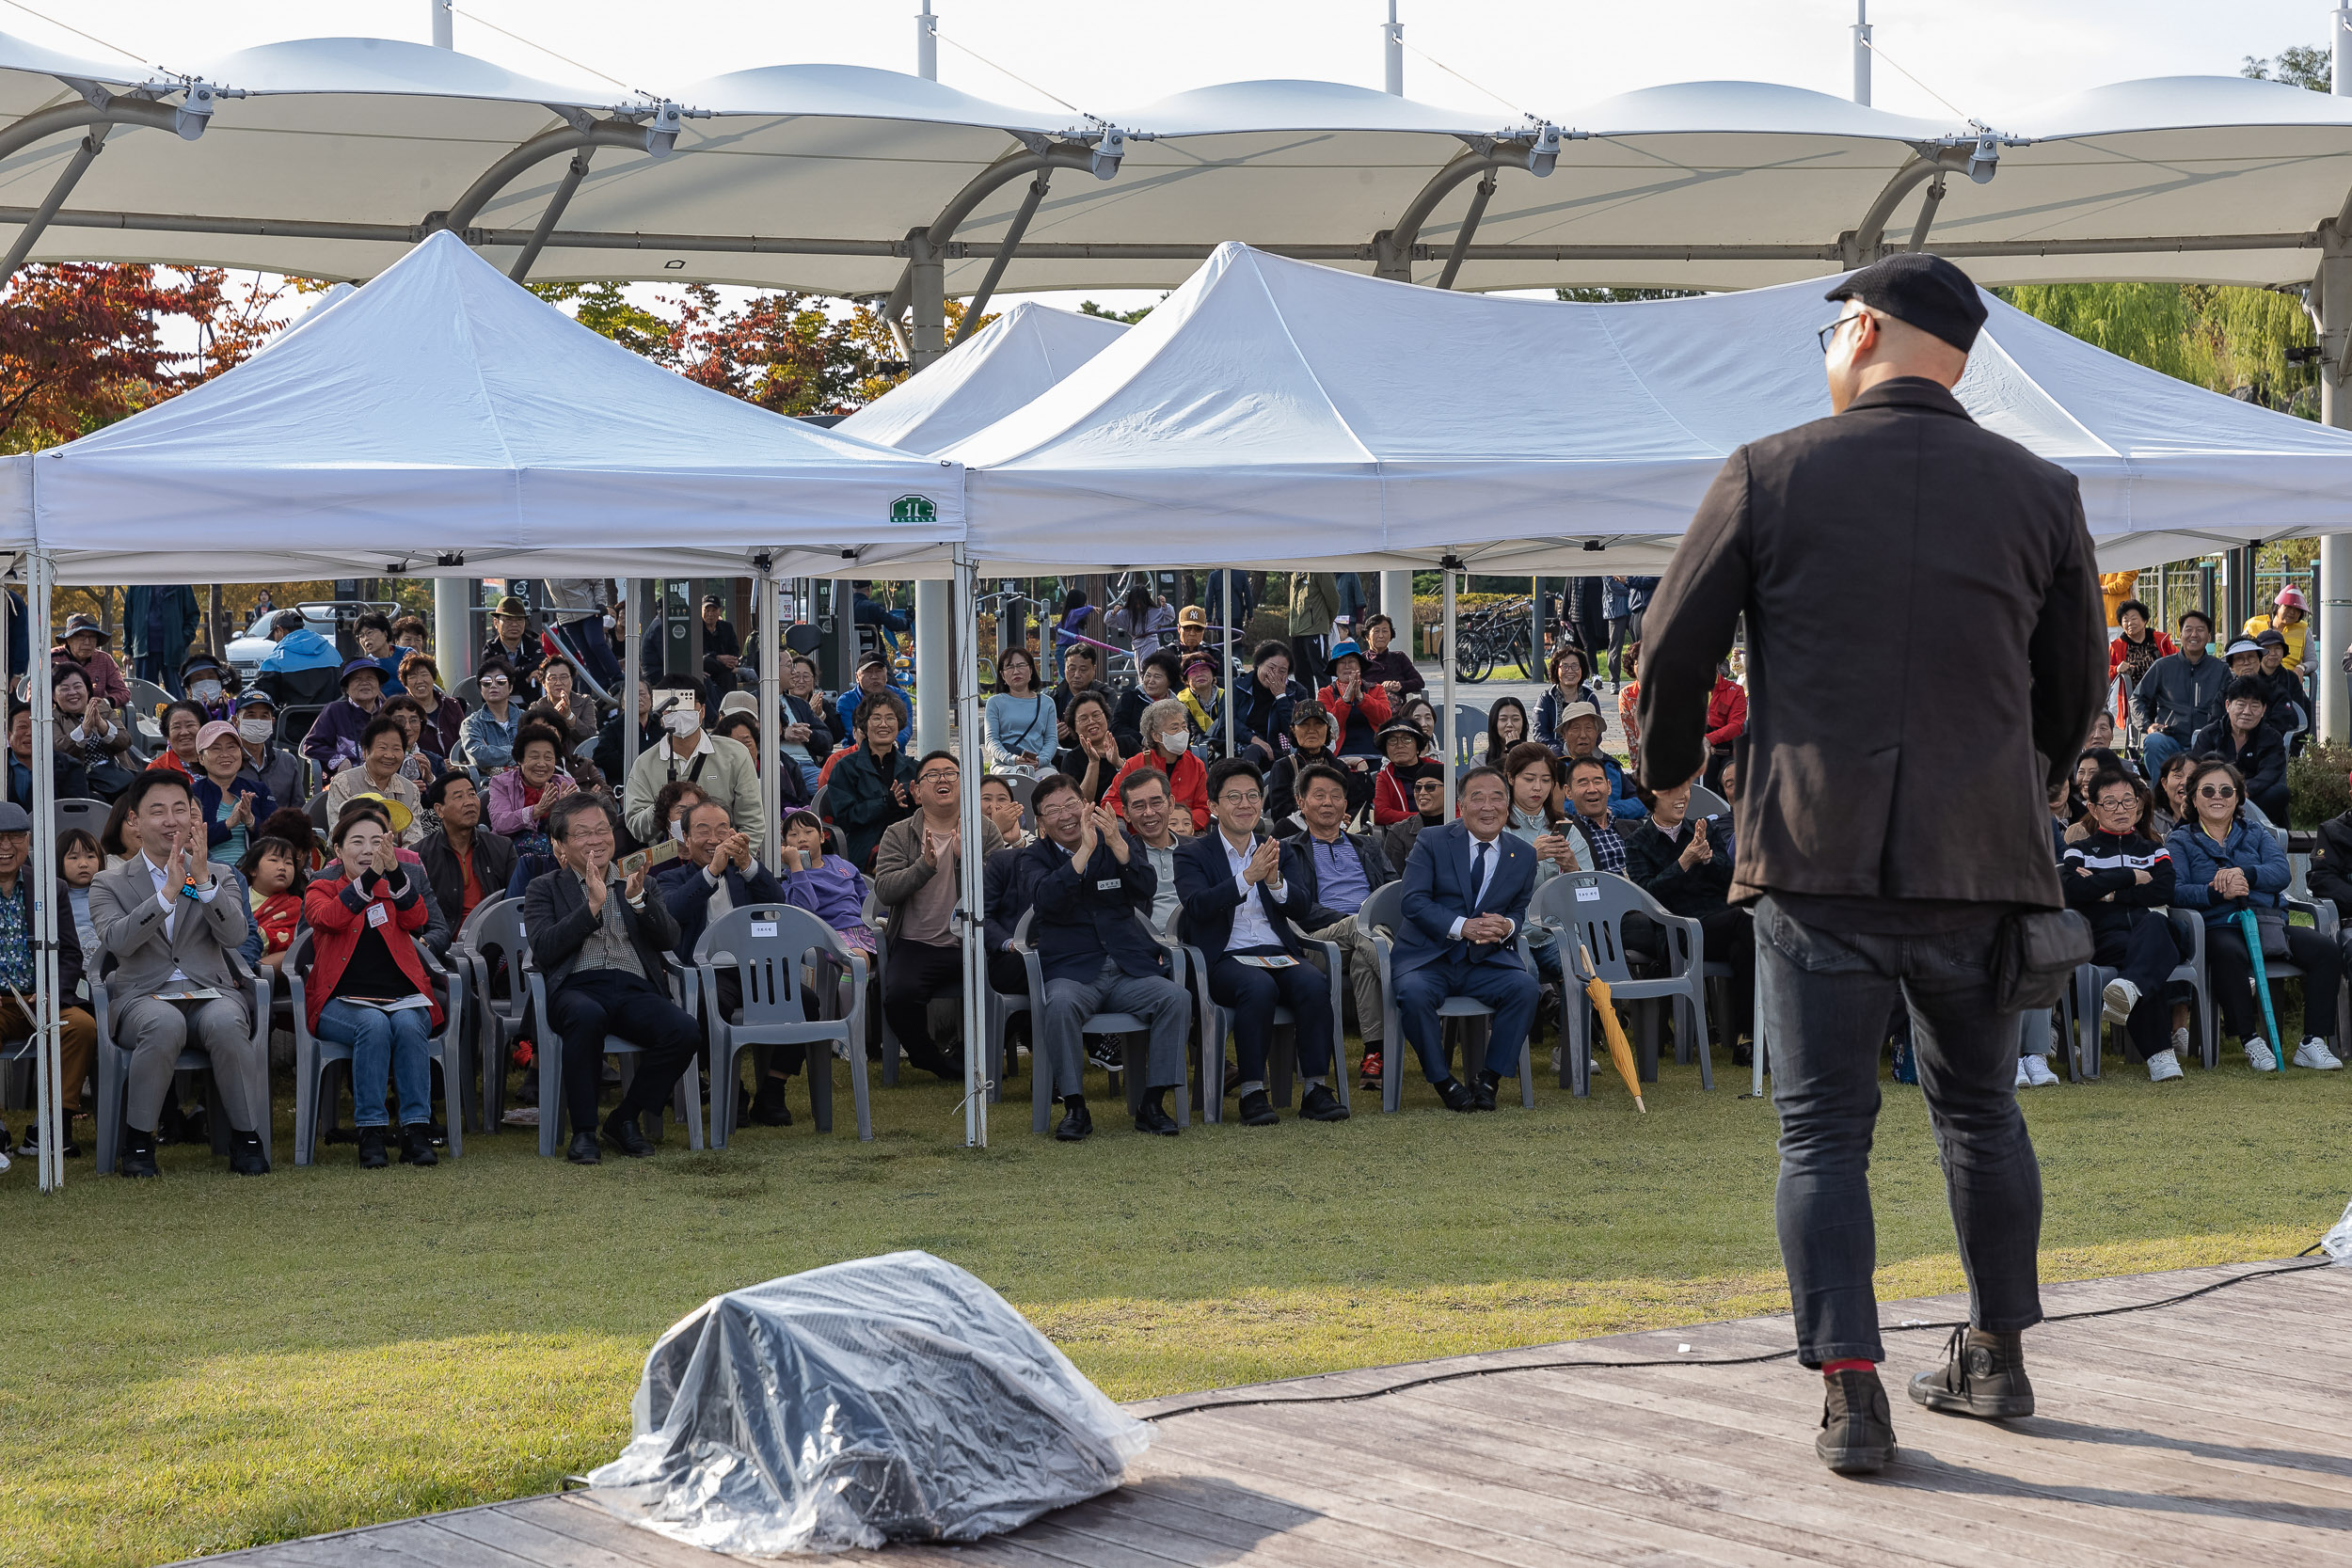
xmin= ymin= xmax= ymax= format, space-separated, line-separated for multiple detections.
xmin=3 ymin=1050 xmax=2345 ymax=1568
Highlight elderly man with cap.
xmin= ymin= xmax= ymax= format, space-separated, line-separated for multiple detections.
xmin=301 ymin=657 xmax=392 ymax=781
xmin=1637 ymin=252 xmax=2104 ymax=1476
xmin=54 ymin=613 xmax=131 ymax=706
xmin=1553 ymin=701 xmax=1645 ymax=822
xmin=481 ymin=594 xmax=544 ymax=684
xmin=0 ymin=800 xmax=96 ymax=1161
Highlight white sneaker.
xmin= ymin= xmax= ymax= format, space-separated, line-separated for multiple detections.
xmin=2245 ymin=1037 xmax=2279 ymax=1073
xmin=2294 ymin=1037 xmax=2344 ymax=1070
xmin=2102 ymin=976 xmax=2141 ymax=1026
xmin=2014 ymin=1056 xmax=2034 ymax=1088
xmin=2022 ymin=1053 xmax=2060 ymax=1087
xmin=2171 ymin=1025 xmax=2191 ymax=1058
xmin=2147 ymin=1048 xmax=2185 ymax=1083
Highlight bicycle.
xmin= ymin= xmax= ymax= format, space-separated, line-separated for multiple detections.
xmin=1448 ymin=597 xmax=1535 ymax=684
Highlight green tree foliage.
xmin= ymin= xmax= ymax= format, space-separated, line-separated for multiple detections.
xmin=1078 ymin=298 xmax=1158 ymax=324
xmin=1554 ymin=288 xmax=1705 ymax=303
xmin=2242 ymin=44 xmax=2330 ymax=91
xmin=1993 ymin=282 xmax=2319 ymax=416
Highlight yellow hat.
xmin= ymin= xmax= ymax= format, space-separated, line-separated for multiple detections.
xmin=341 ymin=790 xmax=414 ymax=837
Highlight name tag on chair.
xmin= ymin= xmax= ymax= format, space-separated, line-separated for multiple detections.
xmin=750 ymin=921 xmax=778 ymax=939
xmin=1575 ymin=885 xmax=1600 ymax=901
xmin=367 ymin=902 xmax=390 ymax=927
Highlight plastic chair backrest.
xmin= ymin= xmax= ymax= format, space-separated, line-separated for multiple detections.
xmin=810 ymin=785 xmax=829 ymax=822
xmin=1009 ymin=772 xmax=1039 ymax=829
xmin=126 ymin=678 xmax=172 ymax=721
xmin=1688 ymin=784 xmax=1731 ymax=817
xmin=1453 ymin=705 xmax=1486 ymax=764
xmin=55 ymin=797 xmax=110 ymax=840
xmin=1531 ymin=870 xmax=1686 ymax=984
xmin=454 ymin=675 xmax=484 ymax=714
xmin=308 ymin=790 xmax=331 ymax=832
xmin=1359 ymin=879 xmax=1406 ymax=941
xmin=696 ymin=903 xmax=844 ymax=1023
xmin=469 ymin=896 xmax=530 ymax=1003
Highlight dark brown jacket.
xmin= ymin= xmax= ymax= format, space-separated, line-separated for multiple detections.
xmin=1635 ymin=377 xmax=2104 ymax=910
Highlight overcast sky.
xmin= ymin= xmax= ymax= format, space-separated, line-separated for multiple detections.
xmin=30 ymin=1 xmax=2344 ymax=128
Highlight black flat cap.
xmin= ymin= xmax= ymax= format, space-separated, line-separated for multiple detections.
xmin=1824 ymin=251 xmax=1987 ymax=354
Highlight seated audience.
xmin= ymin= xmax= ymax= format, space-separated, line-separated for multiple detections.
xmin=1702 ymin=660 xmax=1747 ymax=789
xmin=1281 ymin=760 xmax=1396 ymax=1091
xmin=978 ymin=775 xmax=1033 ymax=849
xmin=1624 ymin=774 xmax=1755 ymax=1059
xmin=1116 ymin=766 xmax=1187 ymax=933
xmin=2148 ymin=750 xmax=2194 ymax=840
xmin=1264 ymin=702 xmax=1357 ymax=825
xmin=1232 ymin=641 xmax=1299 ymax=767
xmin=1389 ymin=767 xmax=1539 ymax=1112
xmin=836 ymin=656 xmax=910 ymax=750
xmin=1357 ymin=612 xmax=1423 ymax=699
xmin=625 ymin=678 xmax=764 ymax=855
xmin=52 ymin=663 xmax=141 ymax=799
xmin=401 ymin=653 xmax=468 ymax=759
xmin=1554 ymin=702 xmax=1646 ymax=821
xmin=1534 ymin=644 xmax=1606 ymax=750
xmin=238 ymin=835 xmax=307 ymax=979
xmin=779 ymin=656 xmax=836 ymax=792
xmin=348 ymin=611 xmax=409 ymax=695
xmin=593 ymin=677 xmax=656 ymax=787
xmin=873 ymin=751 xmax=1004 ymax=1080
xmin=488 ymin=721 xmax=577 ymax=859
xmin=1002 ymin=771 xmax=1191 ymax=1141
xmin=2189 ymin=676 xmax=2288 ymax=826
xmin=1317 ymin=647 xmax=1391 ymax=761
xmin=524 ymin=795 xmax=704 ymax=1164
xmin=2062 ymin=767 xmax=2192 ymax=1084
xmin=181 ymin=653 xmax=236 ymax=721
xmin=2166 ymin=757 xmax=2343 ymax=1073
xmin=2107 ymin=598 xmax=2173 ymax=727
xmin=1109 ymin=698 xmax=1210 ymax=832
xmin=325 ymin=716 xmax=425 ymax=847
xmin=533 ymin=657 xmax=599 ymax=745
xmin=1177 ymin=653 xmax=1225 ymax=748
xmin=0 ymin=802 xmax=94 ymax=1160
xmin=230 ymin=691 xmax=304 ymax=809
xmin=89 ymin=770 xmax=265 ymax=1179
xmin=190 ymin=720 xmax=275 ymax=869
xmin=453 ymin=657 xmax=525 ymax=776
xmin=987 ymin=646 xmax=1057 ymax=774
xmin=255 ymin=805 xmax=324 ymax=874
xmin=1565 ymin=753 xmax=1629 ymax=874
xmin=303 ymin=807 xmax=444 ymax=1168
xmin=1112 ymin=651 xmax=1183 ymax=752
xmin=302 ymin=659 xmax=391 ymax=779
xmin=2134 ymin=609 xmax=2224 ymax=782
xmin=1056 ymin=690 xmax=1127 ymax=808
xmin=9 ymin=699 xmax=87 ymax=803
xmin=58 ymin=828 xmax=103 ymax=974
xmin=1382 ymin=770 xmax=1447 ymax=870
xmin=654 ymin=798 xmax=796 ymax=1123
xmin=2251 ymin=631 xmax=2312 ymax=749
xmin=1483 ymin=695 xmax=1531 ymax=771
xmin=56 ymin=613 xmax=131 ymax=707
xmin=1049 ymin=641 xmax=1104 ymax=747
xmin=1175 ymin=758 xmax=1345 ymax=1127
xmin=379 ymin=696 xmax=444 ymax=787
xmin=416 ymin=774 xmax=516 ymax=940
xmin=827 ymin=689 xmax=915 ymax=871
xmin=1372 ymin=721 xmax=1440 ymax=827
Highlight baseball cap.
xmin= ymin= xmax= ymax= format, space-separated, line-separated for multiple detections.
xmin=1824 ymin=252 xmax=1988 ymax=354
xmin=0 ymin=801 xmax=30 ymax=832
xmin=1177 ymin=606 xmax=1207 ymax=627
xmin=718 ymin=690 xmax=759 ymax=717
xmin=2223 ymin=639 xmax=2263 ymax=660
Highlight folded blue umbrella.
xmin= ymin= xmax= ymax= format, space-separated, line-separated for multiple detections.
xmin=2236 ymin=908 xmax=2285 ymax=1070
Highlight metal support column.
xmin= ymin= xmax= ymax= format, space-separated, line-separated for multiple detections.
xmin=952 ymin=547 xmax=988 ymax=1147
xmin=0 ymin=127 xmax=108 ymax=292
xmin=1528 ymin=576 xmax=1544 ymax=681
xmin=835 ymin=579 xmax=861 ymax=693
xmin=509 ymin=149 xmax=592 ymax=282
xmin=1441 ymin=562 xmax=1458 ymax=819
xmin=1380 ymin=570 xmax=1415 ymax=657
xmin=2320 ymin=209 xmax=2352 ymax=741
xmin=28 ymin=549 xmax=59 ymax=1190
xmin=1852 ymin=2 xmax=1872 ymax=106
xmin=757 ymin=568 xmax=782 ymax=858
xmin=1222 ymin=571 xmax=1236 ymax=759
xmin=915 ymin=578 xmax=949 ymax=754
xmin=908 ymin=230 xmax=947 ymax=371
xmin=434 ymin=578 xmax=473 ymax=685
xmin=623 ymin=578 xmax=645 ymax=795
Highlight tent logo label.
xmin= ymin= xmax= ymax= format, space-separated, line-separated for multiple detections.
xmin=890 ymin=495 xmax=938 ymax=525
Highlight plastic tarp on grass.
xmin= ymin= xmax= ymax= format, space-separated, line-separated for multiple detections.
xmin=586 ymin=1251 xmax=1149 ymax=1555
xmin=0 ymin=230 xmax=962 ymax=584
xmin=948 ymin=243 xmax=2352 ymax=574
xmin=836 ymin=302 xmax=1128 ymax=455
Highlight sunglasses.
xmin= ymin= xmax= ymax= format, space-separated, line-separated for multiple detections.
xmin=2196 ymin=784 xmax=2238 ymax=800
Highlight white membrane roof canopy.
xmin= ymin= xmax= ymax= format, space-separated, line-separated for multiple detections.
xmin=3 ymin=34 xmax=2351 ymax=293
xmin=836 ymin=301 xmax=1128 ymax=455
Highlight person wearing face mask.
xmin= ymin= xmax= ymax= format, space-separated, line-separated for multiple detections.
xmin=1106 ymin=696 xmax=1210 ymax=833
xmin=624 ymin=677 xmax=764 ymax=856
xmin=181 ymin=654 xmax=237 ymax=721
xmin=227 ymin=691 xmax=304 ymax=808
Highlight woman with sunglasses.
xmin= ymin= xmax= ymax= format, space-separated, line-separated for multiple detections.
xmin=2166 ymin=757 xmax=2344 ymax=1074
xmin=453 ymin=657 xmax=523 ymax=776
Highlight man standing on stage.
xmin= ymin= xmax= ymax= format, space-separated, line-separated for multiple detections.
xmin=1637 ymin=253 xmax=2104 ymax=1476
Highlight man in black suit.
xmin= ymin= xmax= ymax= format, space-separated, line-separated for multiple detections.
xmin=1638 ymin=253 xmax=2105 ymax=1475
xmin=657 ymin=797 xmax=789 ymax=1122
xmin=524 ymin=794 xmax=701 ymax=1164
xmin=1016 ymin=770 xmax=1190 ymax=1140
xmin=1175 ymin=759 xmax=1346 ymax=1127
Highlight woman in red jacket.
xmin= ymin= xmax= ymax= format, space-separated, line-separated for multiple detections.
xmin=1109 ymin=698 xmax=1211 ymax=831
xmin=1704 ymin=663 xmax=1747 ymax=791
xmin=303 ymin=806 xmax=444 ymax=1169
xmin=1371 ymin=722 xmax=1438 ymax=825
xmin=1317 ymin=647 xmax=1393 ymax=757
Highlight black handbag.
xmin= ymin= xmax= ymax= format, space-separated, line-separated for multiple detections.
xmin=1993 ymin=907 xmax=2093 ymax=1012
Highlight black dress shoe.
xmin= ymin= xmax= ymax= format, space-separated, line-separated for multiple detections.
xmin=119 ymin=1128 xmax=160 ymax=1179
xmin=602 ymin=1112 xmax=657 ymax=1158
xmin=1436 ymin=1078 xmax=1479 ymax=1112
xmin=423 ymin=1119 xmax=449 ymax=1148
xmin=1472 ymin=1070 xmax=1501 ymax=1111
xmin=1299 ymin=1084 xmax=1349 ymax=1122
xmin=1054 ymin=1098 xmax=1092 ymax=1142
xmin=1236 ymin=1088 xmax=1279 ymax=1126
xmin=399 ymin=1124 xmax=439 ymax=1167
xmin=1818 ymin=1368 xmax=1897 ymax=1475
xmin=1909 ymin=1326 xmax=2035 ymax=1419
xmin=228 ymin=1131 xmax=270 ymax=1177
xmin=566 ymin=1130 xmax=602 ymax=1164
xmin=1133 ymin=1099 xmax=1181 ymax=1136
xmin=17 ymin=1120 xmax=82 ymax=1159
xmin=749 ymin=1080 xmax=794 ymax=1127
xmin=357 ymin=1126 xmax=389 ymax=1169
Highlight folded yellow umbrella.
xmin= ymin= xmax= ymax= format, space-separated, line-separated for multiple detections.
xmin=1576 ymin=941 xmax=1645 ymax=1112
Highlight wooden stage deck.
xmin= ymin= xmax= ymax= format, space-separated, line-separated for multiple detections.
xmin=184 ymin=1259 xmax=2352 ymax=1567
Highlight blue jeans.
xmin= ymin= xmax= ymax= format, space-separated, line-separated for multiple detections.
xmin=2139 ymin=728 xmax=2185 ymax=780
xmin=316 ymin=998 xmax=434 ymax=1128
xmin=1756 ymin=896 xmax=2041 ymax=1367
xmin=1393 ymin=955 xmax=1539 ymax=1084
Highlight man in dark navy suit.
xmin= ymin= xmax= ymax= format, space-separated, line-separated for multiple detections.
xmin=1014 ymin=770 xmax=1190 ymax=1140
xmin=1391 ymin=766 xmax=1539 ymax=1112
xmin=1175 ymin=758 xmax=1348 ymax=1128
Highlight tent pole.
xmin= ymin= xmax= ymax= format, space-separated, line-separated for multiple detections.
xmin=1222 ymin=570 xmax=1235 ymax=759
xmin=0 ymin=563 xmax=9 ymax=808
xmin=434 ymin=578 xmax=472 ymax=686
xmin=623 ymin=578 xmax=644 ymax=796
xmin=757 ymin=565 xmax=782 ymax=859
xmin=28 ymin=548 xmax=59 ymax=1192
xmin=2321 ymin=248 xmax=2352 ymax=744
xmin=953 ymin=547 xmax=987 ymax=1148
xmin=914 ymin=579 xmax=949 ymax=753
xmin=1442 ymin=561 xmax=1457 ymax=821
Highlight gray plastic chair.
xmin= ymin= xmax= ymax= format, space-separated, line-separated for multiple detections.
xmin=453 ymin=895 xmax=531 ymax=1130
xmin=285 ymin=927 xmax=469 ymax=1164
xmin=1166 ymin=903 xmax=1347 ymax=1122
xmin=125 ymin=677 xmax=172 ymax=742
xmin=1687 ymin=784 xmax=1731 ymax=818
xmin=92 ymin=958 xmax=274 ymax=1174
xmin=54 ymin=797 xmax=110 ymax=842
xmin=1014 ymin=908 xmax=1190 ymax=1134
xmin=861 ymin=887 xmax=904 ymax=1084
xmin=1529 ymin=871 xmax=1714 ymax=1096
xmin=522 ymin=953 xmax=703 ymax=1156
xmin=2060 ymin=908 xmax=2210 ymax=1079
xmin=1359 ymin=879 xmax=1535 ymax=1112
xmin=695 ymin=903 xmax=871 ymax=1142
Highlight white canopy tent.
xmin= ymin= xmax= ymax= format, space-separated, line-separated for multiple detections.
xmin=835 ymin=302 xmax=1127 ymax=455
xmin=0 ymin=229 xmax=964 ymax=584
xmin=949 ymin=242 xmax=2352 ymax=577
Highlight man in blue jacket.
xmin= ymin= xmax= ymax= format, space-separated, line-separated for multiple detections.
xmin=1175 ymin=758 xmax=1346 ymax=1127
xmin=1017 ymin=770 xmax=1190 ymax=1140
xmin=1390 ymin=766 xmax=1540 ymax=1112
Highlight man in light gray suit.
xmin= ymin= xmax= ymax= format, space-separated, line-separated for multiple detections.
xmin=90 ymin=769 xmax=264 ymax=1178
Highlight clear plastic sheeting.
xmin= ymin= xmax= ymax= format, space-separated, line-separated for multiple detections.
xmin=586 ymin=1251 xmax=1151 ymax=1555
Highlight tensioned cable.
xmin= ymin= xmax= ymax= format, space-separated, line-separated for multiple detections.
xmin=450 ymin=5 xmax=653 ymax=102
xmin=925 ymin=23 xmax=1087 ymax=119
xmin=1859 ymin=34 xmax=1972 ymax=123
xmin=1401 ymin=38 xmax=1539 ymax=124
xmin=0 ymin=0 xmax=167 ymax=73
xmin=1141 ymin=1255 xmax=2332 ymax=1421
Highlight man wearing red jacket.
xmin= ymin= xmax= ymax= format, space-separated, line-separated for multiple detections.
xmin=1705 ymin=663 xmax=1747 ymax=790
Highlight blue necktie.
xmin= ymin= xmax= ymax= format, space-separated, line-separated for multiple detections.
xmin=1471 ymin=839 xmax=1490 ymax=910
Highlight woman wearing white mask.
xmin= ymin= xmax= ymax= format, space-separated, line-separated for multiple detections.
xmin=623 ymin=678 xmax=764 ymax=855
xmin=1108 ymin=697 xmax=1210 ymax=833
xmin=181 ymin=653 xmax=236 ymax=722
